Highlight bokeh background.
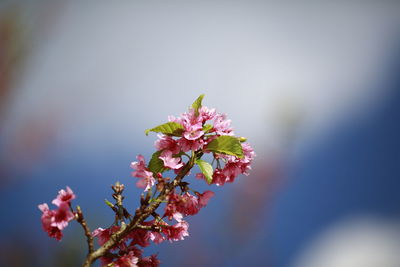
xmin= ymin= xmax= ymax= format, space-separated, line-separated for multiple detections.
xmin=1 ymin=1 xmax=400 ymax=266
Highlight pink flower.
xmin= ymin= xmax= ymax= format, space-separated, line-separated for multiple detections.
xmin=172 ymin=212 xmax=183 ymax=222
xmin=198 ymin=106 xmax=217 ymax=123
xmin=51 ymin=202 xmax=75 ymax=230
xmin=164 ymin=192 xmax=182 ymax=221
xmin=180 ymin=192 xmax=199 ymax=216
xmin=38 ymin=187 xmax=77 ymax=240
xmin=92 ymin=227 xmax=109 ymax=246
xmin=240 ymin=143 xmax=256 ymax=174
xmin=128 ymin=228 xmax=151 ymax=248
xmin=92 ymin=226 xmax=120 ymax=246
xmin=139 ymin=254 xmax=160 ymax=267
xmin=182 ymin=122 xmax=204 ymax=141
xmin=131 ymin=155 xmax=156 ymax=191
xmin=213 ymin=113 xmax=234 ymax=136
xmin=52 ymin=186 xmax=76 ymax=207
xmin=159 ymin=151 xmax=183 ymax=170
xmin=197 ymin=190 xmax=214 ymax=208
xmin=113 ymin=251 xmax=139 ymax=267
xmin=38 ymin=203 xmax=63 ymax=241
xmin=163 ymin=221 xmax=189 ymax=242
xmin=164 ymin=191 xmax=212 ymax=221
xmin=179 ymin=137 xmax=205 ymax=152
xmin=154 ymin=135 xmax=180 ymax=154
xmin=222 ymin=162 xmax=242 ymax=182
xmin=211 ymin=168 xmax=228 ymax=186
xmin=210 ymin=143 xmax=255 ymax=185
xmin=149 ymin=231 xmax=164 ymax=245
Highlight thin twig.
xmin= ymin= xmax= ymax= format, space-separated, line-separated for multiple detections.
xmin=76 ymin=206 xmax=94 ymax=254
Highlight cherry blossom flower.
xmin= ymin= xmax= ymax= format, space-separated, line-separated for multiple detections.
xmin=177 ymin=137 xmax=204 ymax=152
xmin=139 ymin=254 xmax=160 ymax=267
xmin=38 ymin=198 xmax=75 ymax=241
xmin=92 ymin=227 xmax=111 ymax=246
xmin=159 ymin=150 xmax=184 ymax=170
xmin=163 ymin=221 xmax=189 ymax=242
xmin=180 ymin=192 xmax=199 ymax=216
xmin=128 ymin=228 xmax=151 ymax=248
xmin=92 ymin=225 xmax=123 ymax=248
xmin=51 ymin=202 xmax=75 ymax=230
xmin=113 ymin=251 xmax=139 ymax=267
xmin=52 ymin=186 xmax=76 ymax=207
xmin=154 ymin=135 xmax=180 ymax=154
xmin=198 ymin=106 xmax=217 ymax=123
xmin=131 ymin=155 xmax=156 ymax=191
xmin=38 ymin=203 xmax=63 ymax=240
xmin=149 ymin=231 xmax=164 ymax=245
xmin=164 ymin=191 xmax=214 ymax=222
xmin=197 ymin=190 xmax=215 ymax=208
xmin=211 ymin=168 xmax=228 ymax=186
xmin=213 ymin=113 xmax=234 ymax=136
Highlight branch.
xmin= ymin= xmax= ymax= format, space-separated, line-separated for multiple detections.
xmin=82 ymin=152 xmax=198 ymax=267
xmin=76 ymin=206 xmax=94 ymax=255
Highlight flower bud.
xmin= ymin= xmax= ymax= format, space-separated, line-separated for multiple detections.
xmin=238 ymin=137 xmax=247 ymax=143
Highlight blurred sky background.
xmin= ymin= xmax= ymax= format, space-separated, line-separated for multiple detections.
xmin=1 ymin=1 xmax=400 ymax=266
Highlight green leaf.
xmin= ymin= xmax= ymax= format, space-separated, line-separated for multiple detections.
xmin=196 ymin=159 xmax=213 ymax=184
xmin=191 ymin=94 xmax=205 ymax=117
xmin=202 ymin=124 xmax=213 ymax=133
xmin=148 ymin=150 xmax=166 ymax=175
xmin=145 ymin=122 xmax=184 ymax=136
xmin=206 ymin=135 xmax=244 ymax=158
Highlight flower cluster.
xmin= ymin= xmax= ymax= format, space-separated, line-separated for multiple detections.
xmin=164 ymin=190 xmax=214 ymax=221
xmin=207 ymin=142 xmax=256 ymax=186
xmin=132 ymin=97 xmax=255 ymax=189
xmin=92 ymin=226 xmax=161 ymax=267
xmin=38 ymin=95 xmax=255 ymax=267
xmin=91 ymin=189 xmax=214 ymax=266
xmin=38 ymin=187 xmax=76 ymax=240
xmin=130 ymin=155 xmax=156 ymax=192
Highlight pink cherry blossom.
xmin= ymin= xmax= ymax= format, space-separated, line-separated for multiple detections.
xmin=177 ymin=137 xmax=204 ymax=152
xmin=154 ymin=135 xmax=180 ymax=154
xmin=92 ymin=226 xmax=120 ymax=246
xmin=52 ymin=186 xmax=76 ymax=207
xmin=211 ymin=168 xmax=228 ymax=186
xmin=197 ymin=190 xmax=215 ymax=208
xmin=213 ymin=113 xmax=234 ymax=136
xmin=159 ymin=150 xmax=183 ymax=170
xmin=92 ymin=227 xmax=109 ymax=246
xmin=172 ymin=212 xmax=183 ymax=222
xmin=130 ymin=155 xmax=156 ymax=191
xmin=128 ymin=228 xmax=151 ymax=248
xmin=209 ymin=142 xmax=256 ymax=185
xmin=180 ymin=192 xmax=199 ymax=216
xmin=163 ymin=221 xmax=189 ymax=242
xmin=182 ymin=122 xmax=204 ymax=141
xmin=51 ymin=202 xmax=75 ymax=230
xmin=198 ymin=106 xmax=217 ymax=123
xmin=164 ymin=191 xmax=213 ymax=221
xmin=38 ymin=203 xmax=63 ymax=240
xmin=149 ymin=231 xmax=164 ymax=245
xmin=164 ymin=192 xmax=182 ymax=221
xmin=112 ymin=251 xmax=139 ymax=267
xmin=139 ymin=254 xmax=160 ymax=267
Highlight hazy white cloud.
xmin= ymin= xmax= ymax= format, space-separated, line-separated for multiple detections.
xmin=293 ymin=216 xmax=400 ymax=267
